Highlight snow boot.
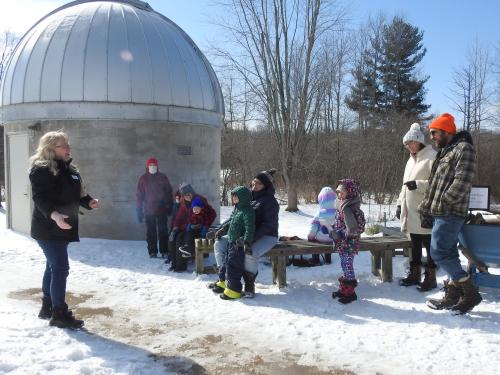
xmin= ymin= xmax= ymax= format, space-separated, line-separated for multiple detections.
xmin=451 ymin=275 xmax=482 ymax=315
xmin=399 ymin=263 xmax=421 ymax=286
xmin=209 ymin=280 xmax=226 ymax=294
xmin=38 ymin=296 xmax=52 ymax=320
xmin=220 ymin=287 xmax=241 ymax=300
xmin=337 ymin=279 xmax=358 ymax=304
xmin=178 ymin=245 xmax=193 ymax=259
xmin=332 ymin=277 xmax=358 ymax=299
xmin=417 ymin=266 xmax=437 ymax=292
xmin=49 ymin=304 xmax=84 ymax=329
xmin=426 ymin=280 xmax=461 ymax=310
xmin=242 ymin=271 xmax=257 ymax=298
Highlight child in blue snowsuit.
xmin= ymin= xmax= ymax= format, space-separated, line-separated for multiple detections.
xmin=307 ymin=186 xmax=336 ymax=264
xmin=330 ymin=179 xmax=366 ymax=304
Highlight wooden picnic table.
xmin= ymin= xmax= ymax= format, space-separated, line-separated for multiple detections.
xmin=195 ymin=235 xmax=412 ymax=288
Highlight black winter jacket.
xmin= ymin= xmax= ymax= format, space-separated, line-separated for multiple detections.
xmin=251 ymin=185 xmax=279 ymax=240
xmin=29 ymin=159 xmax=93 ymax=242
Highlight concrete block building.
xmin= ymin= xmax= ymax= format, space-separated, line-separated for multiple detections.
xmin=0 ymin=0 xmax=224 ymax=239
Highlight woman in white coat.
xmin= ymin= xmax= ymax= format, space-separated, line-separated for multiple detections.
xmin=397 ymin=123 xmax=437 ymax=291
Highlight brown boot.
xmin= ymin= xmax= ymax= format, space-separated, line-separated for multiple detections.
xmin=426 ymin=280 xmax=461 ymax=310
xmin=399 ymin=263 xmax=421 ymax=286
xmin=451 ymin=275 xmax=482 ymax=314
xmin=417 ymin=266 xmax=437 ymax=292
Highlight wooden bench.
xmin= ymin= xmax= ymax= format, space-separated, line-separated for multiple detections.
xmin=195 ymin=236 xmax=412 ymax=288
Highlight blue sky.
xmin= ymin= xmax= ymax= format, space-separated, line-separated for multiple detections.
xmin=2 ymin=0 xmax=499 ymax=116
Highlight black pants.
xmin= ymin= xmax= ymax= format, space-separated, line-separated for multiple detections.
xmin=145 ymin=214 xmax=169 ymax=256
xmin=409 ymin=233 xmax=436 ymax=268
xmin=219 ymin=243 xmax=245 ymax=293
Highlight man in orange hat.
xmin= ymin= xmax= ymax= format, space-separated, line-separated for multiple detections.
xmin=418 ymin=113 xmax=482 ymax=314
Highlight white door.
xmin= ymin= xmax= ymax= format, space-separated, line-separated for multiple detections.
xmin=7 ymin=133 xmax=31 ymax=233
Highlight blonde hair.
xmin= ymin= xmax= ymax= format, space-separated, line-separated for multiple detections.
xmin=29 ymin=130 xmax=77 ymax=175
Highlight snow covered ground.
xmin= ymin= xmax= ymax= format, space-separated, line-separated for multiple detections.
xmin=1 ymin=204 xmax=499 ymax=375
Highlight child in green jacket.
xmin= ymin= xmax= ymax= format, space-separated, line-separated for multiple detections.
xmin=213 ymin=186 xmax=255 ymax=300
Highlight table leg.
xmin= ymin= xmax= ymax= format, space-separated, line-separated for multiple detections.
xmin=381 ymin=249 xmax=393 ymax=282
xmin=277 ymin=256 xmax=287 ymax=288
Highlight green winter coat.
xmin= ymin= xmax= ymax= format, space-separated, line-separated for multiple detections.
xmin=220 ymin=186 xmax=255 ymax=244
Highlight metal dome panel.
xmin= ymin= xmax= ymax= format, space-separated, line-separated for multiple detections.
xmin=0 ymin=0 xmax=224 ymax=124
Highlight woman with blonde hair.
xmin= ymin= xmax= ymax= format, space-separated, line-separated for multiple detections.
xmin=29 ymin=131 xmax=100 ymax=328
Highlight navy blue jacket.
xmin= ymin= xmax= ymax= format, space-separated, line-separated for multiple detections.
xmin=251 ymin=185 xmax=279 ymax=240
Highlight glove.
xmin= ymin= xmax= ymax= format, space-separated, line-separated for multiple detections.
xmin=215 ymin=228 xmax=224 ymax=240
xmin=330 ymin=229 xmax=345 ymax=241
xmin=396 ymin=205 xmax=401 ymax=220
xmin=404 ymin=181 xmax=417 ymax=191
xmin=189 ymin=223 xmax=202 ymax=231
xmin=244 ymin=243 xmax=252 ymax=255
xmin=200 ymin=226 xmax=209 ymax=238
xmin=420 ymin=214 xmax=433 ymax=229
xmin=236 ymin=237 xmax=245 ymax=248
xmin=206 ymin=230 xmax=216 ymax=240
xmin=136 ymin=207 xmax=144 ymax=223
xmin=169 ymin=228 xmax=179 ymax=242
xmin=320 ymin=225 xmax=330 ymax=235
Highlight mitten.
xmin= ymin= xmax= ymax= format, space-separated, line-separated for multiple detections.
xmin=404 ymin=181 xmax=417 ymax=191
xmin=244 ymin=243 xmax=252 ymax=255
xmin=320 ymin=225 xmax=330 ymax=235
xmin=200 ymin=226 xmax=209 ymax=238
xmin=169 ymin=228 xmax=179 ymax=242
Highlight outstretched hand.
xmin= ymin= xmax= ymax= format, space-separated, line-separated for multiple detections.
xmin=89 ymin=199 xmax=101 ymax=209
xmin=50 ymin=211 xmax=72 ymax=230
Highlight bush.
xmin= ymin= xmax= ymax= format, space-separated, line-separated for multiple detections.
xmin=365 ymin=223 xmax=382 ymax=235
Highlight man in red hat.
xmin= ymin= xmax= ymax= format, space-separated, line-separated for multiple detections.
xmin=136 ymin=158 xmax=173 ymax=258
xmin=418 ymin=113 xmax=482 ymax=314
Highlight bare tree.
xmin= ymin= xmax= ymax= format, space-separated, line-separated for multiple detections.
xmin=0 ymin=30 xmax=17 ymax=84
xmin=448 ymin=40 xmax=492 ymax=138
xmin=213 ymin=0 xmax=346 ymax=211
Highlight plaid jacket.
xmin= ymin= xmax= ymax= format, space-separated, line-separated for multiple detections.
xmin=418 ymin=131 xmax=476 ymax=217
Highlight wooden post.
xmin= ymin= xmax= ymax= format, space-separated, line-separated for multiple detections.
xmin=276 ymin=256 xmax=287 ymax=288
xmin=381 ymin=249 xmax=393 ymax=282
xmin=371 ymin=250 xmax=381 ymax=277
xmin=271 ymin=256 xmax=278 ymax=284
xmin=195 ymin=239 xmax=203 ymax=274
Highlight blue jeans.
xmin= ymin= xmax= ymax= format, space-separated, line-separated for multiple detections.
xmin=214 ymin=235 xmax=278 ymax=275
xmin=430 ymin=215 xmax=467 ymax=281
xmin=38 ymin=240 xmax=70 ymax=308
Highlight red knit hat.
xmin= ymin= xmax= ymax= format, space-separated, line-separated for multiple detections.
xmin=428 ymin=113 xmax=456 ymax=135
xmin=146 ymin=158 xmax=158 ymax=167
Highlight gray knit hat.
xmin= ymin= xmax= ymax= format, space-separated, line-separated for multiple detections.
xmin=403 ymin=123 xmax=426 ymax=145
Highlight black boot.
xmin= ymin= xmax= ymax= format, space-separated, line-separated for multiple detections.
xmin=426 ymin=280 xmax=461 ymax=310
xmin=49 ymin=304 xmax=84 ymax=329
xmin=337 ymin=279 xmax=358 ymax=304
xmin=242 ymin=271 xmax=257 ymax=298
xmin=38 ymin=296 xmax=52 ymax=320
xmin=399 ymin=263 xmax=421 ymax=286
xmin=417 ymin=266 xmax=437 ymax=292
xmin=451 ymin=275 xmax=482 ymax=314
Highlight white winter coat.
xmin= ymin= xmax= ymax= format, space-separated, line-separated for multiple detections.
xmin=398 ymin=145 xmax=437 ymax=235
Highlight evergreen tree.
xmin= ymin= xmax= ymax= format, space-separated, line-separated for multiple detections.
xmin=347 ymin=16 xmax=429 ymax=129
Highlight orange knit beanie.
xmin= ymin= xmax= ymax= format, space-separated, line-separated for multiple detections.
xmin=428 ymin=113 xmax=456 ymax=135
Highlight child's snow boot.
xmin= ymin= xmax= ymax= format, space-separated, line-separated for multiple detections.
xmin=220 ymin=287 xmax=241 ymax=300
xmin=337 ymin=279 xmax=358 ymax=304
xmin=208 ymin=280 xmax=226 ymax=294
